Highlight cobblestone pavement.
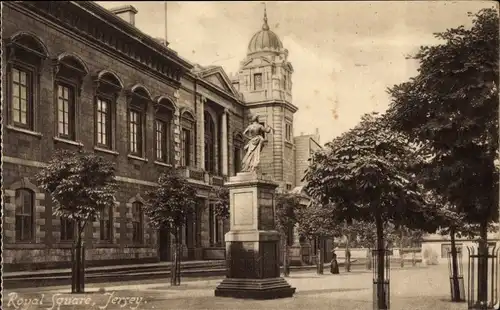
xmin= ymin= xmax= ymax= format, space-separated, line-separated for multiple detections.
xmin=3 ymin=265 xmax=470 ymax=310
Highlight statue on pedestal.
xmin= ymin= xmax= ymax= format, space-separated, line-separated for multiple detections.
xmin=241 ymin=115 xmax=274 ymax=172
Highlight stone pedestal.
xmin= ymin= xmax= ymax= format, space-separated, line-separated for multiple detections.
xmin=214 ymin=172 xmax=296 ymax=299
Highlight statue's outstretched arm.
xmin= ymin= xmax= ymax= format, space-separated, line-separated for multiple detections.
xmin=242 ymin=127 xmax=251 ymax=140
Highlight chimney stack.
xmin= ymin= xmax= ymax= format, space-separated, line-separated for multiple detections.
xmin=109 ymin=5 xmax=138 ymax=26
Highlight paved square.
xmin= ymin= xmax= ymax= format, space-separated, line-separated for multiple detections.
xmin=3 ymin=265 xmax=471 ymax=310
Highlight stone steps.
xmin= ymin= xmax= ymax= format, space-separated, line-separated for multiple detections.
xmin=4 ymin=259 xmax=421 ymax=289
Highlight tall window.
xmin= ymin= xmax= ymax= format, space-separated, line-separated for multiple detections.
xmin=57 ymin=83 xmax=75 ymax=139
xmin=254 ymin=73 xmax=262 ymax=90
xmin=15 ymin=189 xmax=34 ymax=242
xmin=204 ymin=112 xmax=216 ymax=173
xmin=60 ymin=217 xmax=75 ymax=241
xmin=129 ymin=110 xmax=142 ymax=155
xmin=155 ymin=102 xmax=173 ymax=164
xmin=6 ymin=33 xmax=48 ymax=131
xmin=96 ymin=97 xmax=112 ymax=147
xmin=283 ymin=74 xmax=287 ymax=90
xmin=155 ymin=120 xmax=167 ymax=161
xmin=53 ymin=54 xmax=88 ymax=141
xmin=94 ymin=71 xmax=123 ymax=150
xmin=285 ymin=123 xmax=292 ymax=142
xmin=132 ymin=202 xmax=144 ymax=243
xmin=180 ymin=111 xmax=195 ymax=167
xmin=11 ymin=67 xmax=33 ymax=129
xmin=100 ymin=207 xmax=112 ymax=241
xmin=181 ymin=128 xmax=191 ymax=167
xmin=128 ymin=87 xmax=150 ymax=157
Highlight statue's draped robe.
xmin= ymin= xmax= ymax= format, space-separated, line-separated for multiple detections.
xmin=241 ymin=135 xmax=265 ymax=172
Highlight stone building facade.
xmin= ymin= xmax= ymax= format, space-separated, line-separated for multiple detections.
xmin=2 ymin=2 xmax=319 ymax=271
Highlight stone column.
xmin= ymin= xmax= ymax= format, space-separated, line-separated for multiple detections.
xmin=221 ymin=108 xmax=229 ymax=176
xmin=214 ymin=172 xmax=295 ymax=299
xmin=199 ymin=95 xmax=206 ymax=170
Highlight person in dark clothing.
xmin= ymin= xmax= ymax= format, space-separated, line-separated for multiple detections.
xmin=330 ymin=250 xmax=340 ymax=274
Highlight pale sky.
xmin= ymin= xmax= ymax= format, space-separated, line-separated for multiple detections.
xmin=97 ymin=1 xmax=495 ymax=143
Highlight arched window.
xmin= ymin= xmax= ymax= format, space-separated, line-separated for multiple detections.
xmin=204 ymin=111 xmax=216 ymax=173
xmin=128 ymin=85 xmax=151 ymax=158
xmin=94 ymin=70 xmax=123 ymax=150
xmin=132 ymin=202 xmax=144 ymax=243
xmin=15 ymin=188 xmax=34 ymax=242
xmin=6 ymin=32 xmax=48 ymax=131
xmin=180 ymin=111 xmax=195 ymax=167
xmin=53 ymin=53 xmax=89 ymax=141
xmin=155 ymin=97 xmax=175 ymax=164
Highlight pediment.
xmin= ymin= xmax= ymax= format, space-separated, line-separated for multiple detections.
xmin=199 ymin=66 xmax=239 ymax=98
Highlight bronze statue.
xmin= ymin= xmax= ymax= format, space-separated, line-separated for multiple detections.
xmin=241 ymin=115 xmax=274 ymax=172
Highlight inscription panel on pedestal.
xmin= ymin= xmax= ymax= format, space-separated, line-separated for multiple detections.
xmin=233 ymin=192 xmax=254 ymax=226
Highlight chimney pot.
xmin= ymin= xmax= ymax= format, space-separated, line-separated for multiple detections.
xmin=109 ymin=5 xmax=138 ymax=26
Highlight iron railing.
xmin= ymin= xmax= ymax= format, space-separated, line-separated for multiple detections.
xmin=466 ymin=244 xmax=499 ymax=309
xmin=447 ymin=249 xmax=465 ymax=302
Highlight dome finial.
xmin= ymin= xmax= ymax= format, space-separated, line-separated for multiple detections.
xmin=262 ymin=3 xmax=270 ymax=31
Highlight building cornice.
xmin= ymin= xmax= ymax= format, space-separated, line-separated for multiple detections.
xmin=79 ymin=1 xmax=193 ymax=70
xmin=245 ymin=100 xmax=299 ymax=114
xmin=11 ymin=1 xmax=191 ymax=88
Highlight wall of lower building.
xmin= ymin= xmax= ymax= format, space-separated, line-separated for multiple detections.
xmin=421 ymin=233 xmax=500 ymax=265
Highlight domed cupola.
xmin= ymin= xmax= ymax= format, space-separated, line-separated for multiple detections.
xmin=247 ymin=8 xmax=284 ymax=56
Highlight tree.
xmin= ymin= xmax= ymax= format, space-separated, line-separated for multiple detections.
xmin=296 ymin=201 xmax=341 ymax=275
xmin=275 ymin=191 xmax=301 ymax=277
xmin=212 ymin=186 xmax=230 ymax=220
xmin=36 ymin=149 xmax=117 ymax=293
xmin=303 ymin=113 xmax=455 ymax=309
xmin=387 ymin=8 xmax=499 ymax=304
xmin=145 ymin=171 xmax=197 ymax=286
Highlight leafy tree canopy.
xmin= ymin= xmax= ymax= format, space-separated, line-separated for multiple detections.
xmin=387 ymin=8 xmax=499 ymax=225
xmin=303 ymin=113 xmax=455 ymax=233
xmin=36 ymin=149 xmax=117 ymax=223
xmin=145 ymin=171 xmax=197 ymax=231
xmin=275 ymin=192 xmax=302 ymax=236
xmin=212 ymin=186 xmax=230 ymax=220
xmin=296 ymin=201 xmax=342 ymax=240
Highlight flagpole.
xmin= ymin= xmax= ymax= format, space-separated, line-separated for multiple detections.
xmin=164 ymin=1 xmax=168 ymax=45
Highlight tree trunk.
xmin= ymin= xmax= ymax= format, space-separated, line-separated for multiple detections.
xmin=345 ymin=235 xmax=351 ymax=272
xmin=399 ymin=230 xmax=404 ymax=268
xmin=171 ymin=227 xmax=181 ymax=286
xmin=72 ymin=221 xmax=86 ymax=294
xmin=366 ymin=246 xmax=372 ymax=270
xmin=317 ymin=236 xmax=324 ymax=275
xmin=375 ymin=215 xmax=388 ymax=310
xmin=449 ymin=226 xmax=462 ymax=302
xmin=283 ymin=235 xmax=290 ymax=277
xmin=177 ymin=227 xmax=182 ymax=285
xmin=477 ymin=221 xmax=489 ymax=306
